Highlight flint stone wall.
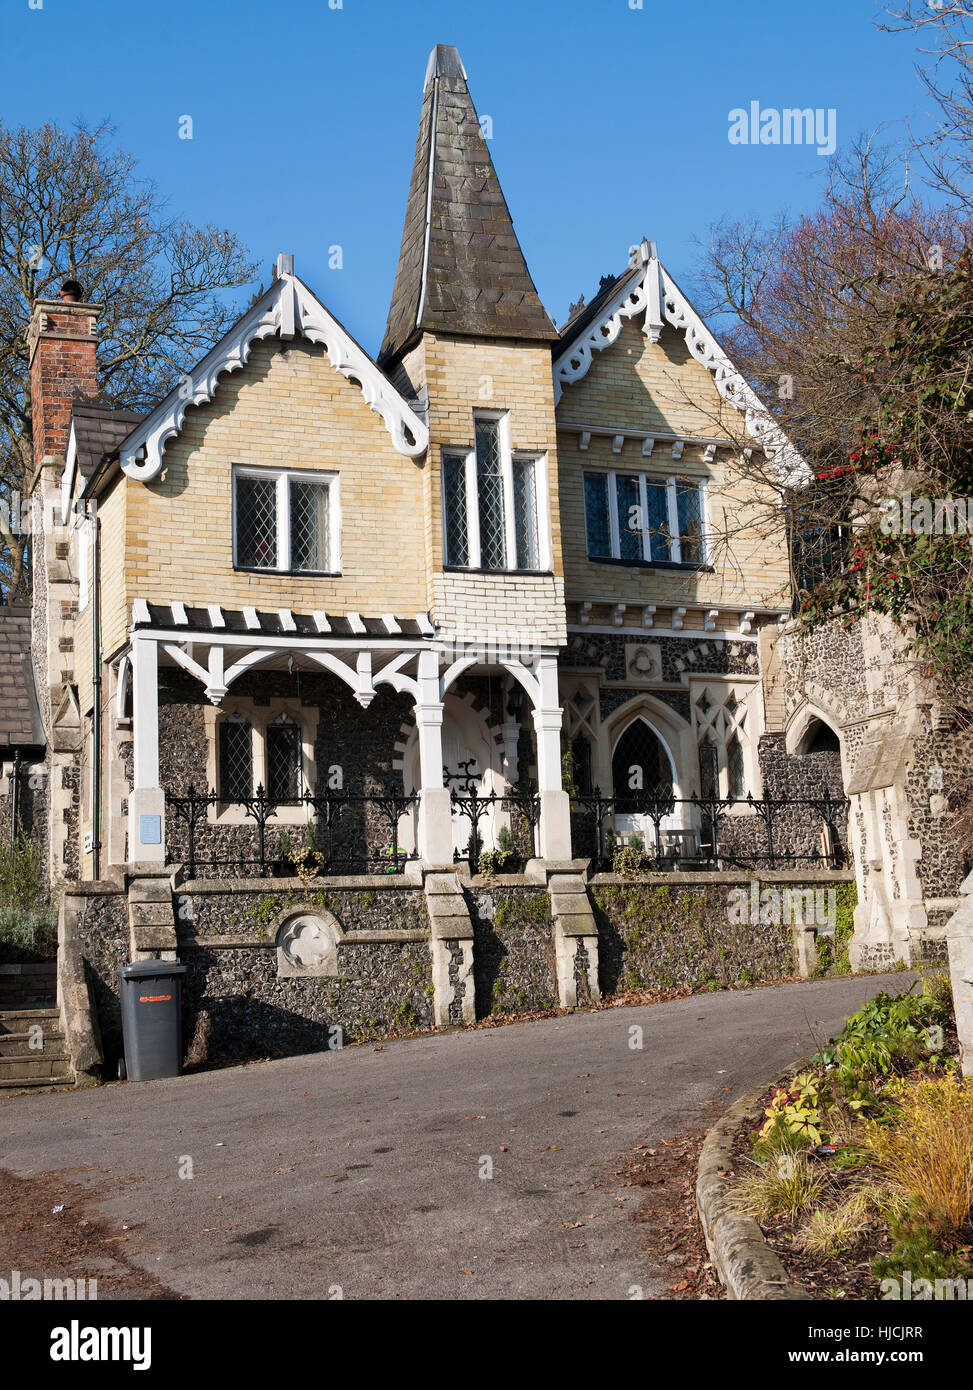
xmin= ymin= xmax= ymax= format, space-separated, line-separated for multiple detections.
xmin=591 ymin=872 xmax=852 ymax=994
xmin=467 ymin=884 xmax=558 ymax=1017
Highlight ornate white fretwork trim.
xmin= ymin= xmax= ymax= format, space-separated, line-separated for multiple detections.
xmin=553 ymin=253 xmax=650 ymax=404
xmin=554 ymin=241 xmax=807 ymax=482
xmin=119 ymin=263 xmax=429 ymax=481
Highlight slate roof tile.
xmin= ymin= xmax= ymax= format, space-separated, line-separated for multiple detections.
xmin=0 ymin=606 xmax=44 ymax=751
xmin=379 ymin=45 xmax=557 ymax=366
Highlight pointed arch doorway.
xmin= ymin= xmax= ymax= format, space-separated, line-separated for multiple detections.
xmin=611 ymin=716 xmax=679 ymax=847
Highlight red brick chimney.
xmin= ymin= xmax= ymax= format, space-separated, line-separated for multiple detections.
xmin=27 ymin=283 xmax=103 ymax=474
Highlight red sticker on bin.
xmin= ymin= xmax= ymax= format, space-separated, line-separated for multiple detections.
xmin=138 ymin=994 xmax=172 ymax=1002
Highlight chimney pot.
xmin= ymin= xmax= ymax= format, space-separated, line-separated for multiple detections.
xmin=59 ymin=279 xmax=84 ymax=303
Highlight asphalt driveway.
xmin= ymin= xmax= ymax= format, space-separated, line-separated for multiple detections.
xmin=0 ymin=972 xmax=911 ymax=1300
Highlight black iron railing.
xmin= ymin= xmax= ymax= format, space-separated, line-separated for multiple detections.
xmin=449 ymin=783 xmax=541 ymax=871
xmin=165 ymin=785 xmax=419 ymax=879
xmin=570 ymin=786 xmax=849 ymax=871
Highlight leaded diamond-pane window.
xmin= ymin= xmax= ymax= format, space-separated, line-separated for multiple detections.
xmin=475 ymin=418 xmax=506 ymax=570
xmin=290 ymin=479 xmax=330 ymax=571
xmin=727 ymin=733 xmax=746 ymax=798
xmin=677 ymin=479 xmax=704 ymax=564
xmin=612 ymin=719 xmax=673 ymax=813
xmin=236 ymin=476 xmax=278 ymax=569
xmin=513 ymin=457 xmax=538 ymax=570
xmin=443 ymin=455 xmax=469 ymax=566
xmin=267 ymin=715 xmax=301 ymax=802
xmin=646 ymin=480 xmax=671 ymax=562
xmin=219 ymin=716 xmax=253 ymax=800
xmin=441 ymin=416 xmax=545 ymax=571
xmin=234 ymin=468 xmax=336 ymax=573
xmin=583 ymin=473 xmax=610 ymax=557
xmin=698 ymin=735 xmax=719 ymax=800
xmin=616 ymin=474 xmax=643 ymax=561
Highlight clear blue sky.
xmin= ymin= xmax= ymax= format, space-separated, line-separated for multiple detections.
xmin=1 ymin=0 xmax=936 ymax=357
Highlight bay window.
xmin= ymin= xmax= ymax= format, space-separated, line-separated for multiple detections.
xmin=443 ymin=414 xmax=545 ymax=571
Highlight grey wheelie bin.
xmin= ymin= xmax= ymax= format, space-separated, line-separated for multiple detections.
xmin=117 ymin=960 xmax=188 ymax=1081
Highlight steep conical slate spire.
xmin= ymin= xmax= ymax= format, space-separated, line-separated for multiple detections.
xmin=379 ymin=44 xmax=557 ymax=366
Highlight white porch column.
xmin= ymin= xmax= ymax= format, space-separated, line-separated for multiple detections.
xmin=128 ymin=635 xmax=166 ymax=865
xmin=532 ymin=653 xmax=572 ymax=861
xmin=415 ymin=648 xmax=454 ymax=867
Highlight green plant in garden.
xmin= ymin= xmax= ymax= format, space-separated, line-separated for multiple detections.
xmin=0 ymin=833 xmax=57 ymax=953
xmin=760 ymin=1072 xmax=825 ymax=1147
xmin=815 ymin=881 xmax=857 ymax=975
xmin=872 ymin=1220 xmax=972 ymax=1285
xmin=612 ymin=845 xmax=646 ymax=878
xmin=495 ymin=825 xmax=515 ymax=858
xmin=735 ymin=1150 xmax=825 ymax=1222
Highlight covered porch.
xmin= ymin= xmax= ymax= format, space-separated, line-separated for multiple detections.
xmin=115 ymin=602 xmax=571 ymax=877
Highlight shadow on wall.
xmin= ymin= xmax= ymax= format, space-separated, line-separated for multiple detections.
xmin=466 ymin=886 xmax=557 ymax=1018
xmin=184 ymin=996 xmax=338 ymax=1069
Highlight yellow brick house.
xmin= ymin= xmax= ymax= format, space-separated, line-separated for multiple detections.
xmin=21 ymin=44 xmax=859 ymax=1070
xmin=30 ymin=42 xmax=825 ymax=889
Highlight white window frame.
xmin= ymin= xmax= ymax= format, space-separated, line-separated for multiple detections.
xmin=583 ymin=469 xmax=707 ymax=566
xmin=232 ymin=465 xmax=340 ymax=574
xmin=441 ymin=412 xmax=551 ymax=572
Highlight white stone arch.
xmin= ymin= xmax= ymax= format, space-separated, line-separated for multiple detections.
xmin=784 ymin=699 xmax=848 ymax=780
xmin=600 ymin=694 xmax=693 ymax=798
xmin=609 ymin=714 xmax=678 ymax=791
xmin=400 ymin=693 xmax=505 ymax=857
xmin=601 ymin=695 xmax=695 ymax=842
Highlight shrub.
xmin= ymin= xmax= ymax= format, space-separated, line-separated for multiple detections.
xmin=863 ymin=1073 xmax=973 ymax=1238
xmin=0 ymin=833 xmax=57 ymax=954
xmin=797 ymin=1197 xmax=871 ymax=1256
xmin=872 ymin=1219 xmax=973 ymax=1284
xmin=796 ymin=1183 xmax=912 ymax=1256
xmin=612 ymin=845 xmax=647 ymax=878
xmin=759 ymin=1073 xmax=825 ymax=1146
xmin=495 ymin=825 xmax=515 ymax=858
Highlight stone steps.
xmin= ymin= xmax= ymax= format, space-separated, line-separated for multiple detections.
xmin=0 ymin=1007 xmax=73 ymax=1088
xmin=0 ymin=962 xmax=58 ymax=1010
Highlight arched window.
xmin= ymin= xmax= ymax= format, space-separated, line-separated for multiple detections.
xmin=727 ymin=733 xmax=746 ymax=799
xmin=698 ymin=731 xmax=719 ymax=799
xmin=219 ymin=714 xmax=253 ymax=800
xmin=801 ymin=718 xmax=841 ymax=755
xmin=267 ymin=714 xmax=302 ymax=802
xmin=694 ymin=685 xmax=751 ymax=799
xmin=612 ymin=718 xmax=673 ymax=812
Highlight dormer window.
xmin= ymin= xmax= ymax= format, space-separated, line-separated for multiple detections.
xmin=442 ymin=414 xmax=547 ymax=571
xmin=233 ymin=466 xmax=338 ymax=574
